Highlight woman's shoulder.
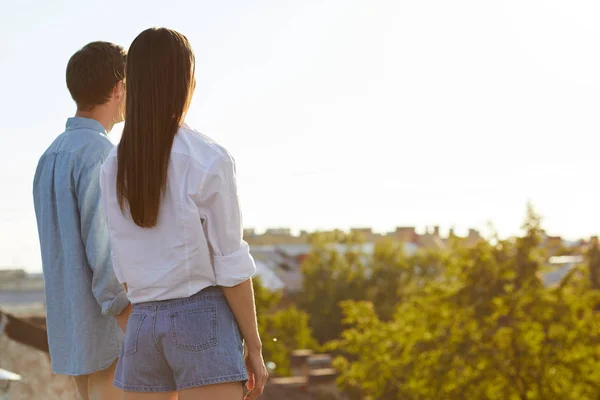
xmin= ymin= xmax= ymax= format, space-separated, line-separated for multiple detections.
xmin=174 ymin=123 xmax=232 ymax=166
xmin=100 ymin=145 xmax=119 ymax=172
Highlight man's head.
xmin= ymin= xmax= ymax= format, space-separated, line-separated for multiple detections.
xmin=66 ymin=41 xmax=126 ymax=123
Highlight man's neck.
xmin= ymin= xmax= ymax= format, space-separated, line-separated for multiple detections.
xmin=75 ymin=107 xmax=115 ymax=133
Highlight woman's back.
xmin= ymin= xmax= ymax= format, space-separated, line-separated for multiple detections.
xmin=103 ymin=27 xmax=268 ymax=398
xmin=101 ymin=123 xmax=256 ymax=304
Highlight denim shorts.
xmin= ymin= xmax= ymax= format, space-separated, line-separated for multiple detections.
xmin=113 ymin=286 xmax=248 ymax=392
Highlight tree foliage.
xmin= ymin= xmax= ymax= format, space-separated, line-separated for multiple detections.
xmin=588 ymin=237 xmax=600 ymax=291
xmin=300 ymin=233 xmax=442 ymax=343
xmin=253 ymin=277 xmax=317 ymax=376
xmin=323 ymin=205 xmax=600 ymax=399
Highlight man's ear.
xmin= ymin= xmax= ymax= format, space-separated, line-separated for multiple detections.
xmin=113 ymin=80 xmax=125 ymax=100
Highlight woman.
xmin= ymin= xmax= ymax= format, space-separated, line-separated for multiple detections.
xmin=100 ymin=28 xmax=268 ymax=400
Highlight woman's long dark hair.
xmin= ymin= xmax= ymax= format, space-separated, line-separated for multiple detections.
xmin=117 ymin=28 xmax=195 ymax=228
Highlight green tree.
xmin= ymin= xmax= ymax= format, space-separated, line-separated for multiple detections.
xmin=299 ymin=239 xmax=369 ymax=344
xmin=253 ymin=277 xmax=317 ymax=376
xmin=367 ymin=240 xmax=442 ymax=321
xmin=300 ymin=232 xmax=445 ymax=343
xmin=260 ymin=306 xmax=317 ymax=376
xmin=328 ymin=205 xmax=600 ymax=399
xmin=587 ymin=237 xmax=600 ymax=290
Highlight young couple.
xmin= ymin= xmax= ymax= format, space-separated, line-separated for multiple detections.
xmin=33 ymin=28 xmax=268 ymax=400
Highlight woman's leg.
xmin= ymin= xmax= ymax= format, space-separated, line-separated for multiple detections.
xmin=124 ymin=392 xmax=178 ymax=400
xmin=178 ymin=382 xmax=243 ymax=400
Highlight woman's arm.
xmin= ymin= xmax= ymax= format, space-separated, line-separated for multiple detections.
xmin=191 ymin=154 xmax=268 ymax=398
xmin=223 ymin=279 xmax=268 ymax=400
xmin=222 ymin=279 xmax=261 ymax=351
xmin=115 ymin=303 xmax=132 ymax=332
xmin=115 ymin=282 xmax=132 ymax=332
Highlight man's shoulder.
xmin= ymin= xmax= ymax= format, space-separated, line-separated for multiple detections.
xmin=43 ymin=128 xmax=113 ymax=164
xmin=72 ymin=130 xmax=114 ymax=167
xmin=105 ymin=145 xmax=118 ymax=161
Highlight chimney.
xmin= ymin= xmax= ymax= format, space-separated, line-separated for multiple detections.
xmin=290 ymin=349 xmax=313 ymax=378
xmin=281 ymin=350 xmax=341 ymax=398
xmin=307 ymin=354 xmax=332 ymax=369
xmin=468 ymin=228 xmax=480 ymax=238
xmin=433 ymin=226 xmax=440 ymax=237
xmin=308 ymin=368 xmax=338 ymax=397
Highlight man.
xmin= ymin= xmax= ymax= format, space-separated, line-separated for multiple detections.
xmin=33 ymin=42 xmax=132 ymax=400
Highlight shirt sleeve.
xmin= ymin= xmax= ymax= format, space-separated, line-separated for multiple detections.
xmin=99 ymin=164 xmax=125 ymax=284
xmin=77 ymin=154 xmax=129 ymax=316
xmin=194 ymin=154 xmax=256 ymax=287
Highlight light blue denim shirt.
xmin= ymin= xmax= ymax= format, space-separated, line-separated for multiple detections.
xmin=33 ymin=117 xmax=128 ymax=376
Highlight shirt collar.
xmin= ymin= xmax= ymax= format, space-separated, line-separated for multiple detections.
xmin=65 ymin=117 xmax=107 ymax=136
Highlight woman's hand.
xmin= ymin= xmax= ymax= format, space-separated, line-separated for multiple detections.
xmin=222 ymin=280 xmax=268 ymax=398
xmin=115 ymin=283 xmax=132 ymax=332
xmin=244 ymin=349 xmax=269 ymax=399
xmin=115 ymin=303 xmax=132 ymax=332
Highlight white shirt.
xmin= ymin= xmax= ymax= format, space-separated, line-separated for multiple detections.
xmin=100 ymin=123 xmax=256 ymax=304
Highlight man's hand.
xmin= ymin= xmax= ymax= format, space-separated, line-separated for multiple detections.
xmin=115 ymin=303 xmax=132 ymax=332
xmin=244 ymin=349 xmax=269 ymax=399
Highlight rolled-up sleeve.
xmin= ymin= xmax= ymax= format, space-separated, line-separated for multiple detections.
xmin=77 ymin=155 xmax=129 ymax=316
xmin=195 ymin=153 xmax=256 ymax=287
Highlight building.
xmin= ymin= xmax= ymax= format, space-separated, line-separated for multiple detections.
xmin=265 ymin=228 xmax=292 ymax=236
xmin=350 ymin=227 xmax=376 ymax=242
xmin=392 ymin=226 xmax=418 ymax=243
xmin=245 ymin=228 xmax=306 ymax=246
xmin=542 ymin=255 xmax=585 ymax=287
xmin=0 ymin=269 xmax=27 ymax=282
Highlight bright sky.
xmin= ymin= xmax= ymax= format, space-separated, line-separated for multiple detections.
xmin=1 ymin=0 xmax=599 ymax=271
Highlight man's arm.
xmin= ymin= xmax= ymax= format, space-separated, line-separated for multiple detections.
xmin=76 ymin=154 xmax=130 ymax=321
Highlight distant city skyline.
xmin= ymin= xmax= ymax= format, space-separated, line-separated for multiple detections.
xmin=1 ymin=0 xmax=599 ymax=272
xmin=1 ymin=218 xmax=591 ymax=273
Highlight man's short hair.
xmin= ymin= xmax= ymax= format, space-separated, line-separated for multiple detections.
xmin=66 ymin=41 xmax=126 ymax=111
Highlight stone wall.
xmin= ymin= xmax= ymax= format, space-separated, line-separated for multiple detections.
xmin=0 ymin=334 xmax=75 ymax=400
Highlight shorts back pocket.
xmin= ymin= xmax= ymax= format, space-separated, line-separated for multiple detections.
xmin=124 ymin=313 xmax=146 ymax=356
xmin=170 ymin=305 xmax=218 ymax=351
